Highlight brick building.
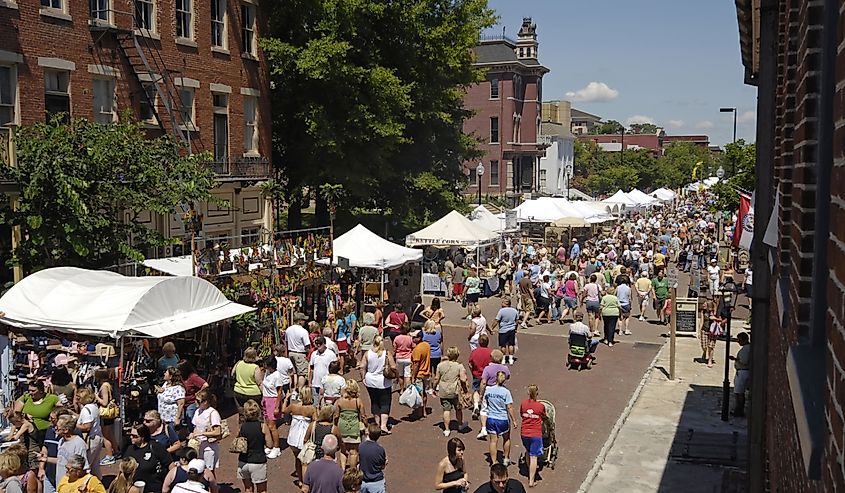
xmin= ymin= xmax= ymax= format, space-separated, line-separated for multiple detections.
xmin=463 ymin=18 xmax=549 ymax=199
xmin=735 ymin=0 xmax=845 ymax=490
xmin=580 ymin=131 xmax=665 ymax=156
xmin=0 ymin=0 xmax=273 ymax=255
xmin=663 ymin=134 xmax=711 ymax=148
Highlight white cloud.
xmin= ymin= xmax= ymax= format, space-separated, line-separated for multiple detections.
xmin=625 ymin=115 xmax=655 ymax=126
xmin=668 ymin=120 xmax=684 ymax=128
xmin=737 ymin=110 xmax=756 ymax=124
xmin=564 ymin=82 xmax=619 ymax=103
xmin=695 ymin=121 xmax=714 ymax=129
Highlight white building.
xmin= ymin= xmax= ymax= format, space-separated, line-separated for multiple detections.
xmin=539 ymin=101 xmax=576 ymax=197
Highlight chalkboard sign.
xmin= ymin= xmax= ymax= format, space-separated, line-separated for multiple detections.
xmin=675 ymin=297 xmax=699 ymax=335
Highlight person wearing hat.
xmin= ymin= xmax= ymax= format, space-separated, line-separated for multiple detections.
xmin=409 ymin=329 xmax=431 ymax=420
xmin=169 ymin=458 xmax=209 ymax=493
xmin=285 ymin=313 xmax=312 ymax=389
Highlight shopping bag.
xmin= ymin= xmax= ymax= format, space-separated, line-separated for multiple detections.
xmin=399 ymin=382 xmax=423 ymax=409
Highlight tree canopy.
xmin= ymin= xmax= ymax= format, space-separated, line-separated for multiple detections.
xmin=262 ymin=0 xmax=495 ymax=231
xmin=0 ymin=118 xmax=217 ymax=272
xmin=594 ymin=120 xmax=624 ymax=135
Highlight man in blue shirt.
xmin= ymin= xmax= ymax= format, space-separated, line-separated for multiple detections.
xmin=513 ymin=265 xmax=526 ymax=285
xmin=358 ymin=424 xmax=387 ymax=493
xmin=570 ymin=239 xmax=581 ymax=261
xmin=528 ymin=259 xmax=541 ymax=286
xmin=491 ymin=299 xmax=519 ymax=365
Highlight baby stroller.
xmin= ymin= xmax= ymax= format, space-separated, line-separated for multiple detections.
xmin=566 ymin=332 xmax=595 ymax=370
xmin=520 ymin=399 xmax=558 ymax=470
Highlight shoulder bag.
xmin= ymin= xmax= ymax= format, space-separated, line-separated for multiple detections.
xmin=382 ymin=353 xmax=398 ymax=380
xmin=297 ymin=424 xmax=317 ymax=464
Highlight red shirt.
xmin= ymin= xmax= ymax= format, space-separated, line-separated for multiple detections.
xmin=183 ymin=373 xmax=207 ymax=405
xmin=520 ymin=399 xmax=545 ymax=438
xmin=468 ymin=347 xmax=493 ymax=379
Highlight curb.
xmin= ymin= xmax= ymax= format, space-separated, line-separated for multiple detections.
xmin=577 ymin=341 xmax=666 ymax=493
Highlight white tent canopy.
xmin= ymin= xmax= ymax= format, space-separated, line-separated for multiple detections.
xmin=602 ymin=190 xmax=638 ymax=208
xmin=406 ymin=210 xmax=498 ymax=248
xmin=0 ymin=267 xmax=254 ymax=339
xmin=329 ymin=224 xmax=422 ymax=270
xmin=627 ymin=188 xmax=660 ymax=206
xmin=469 ymin=205 xmax=507 ymax=233
xmin=513 ymin=199 xmax=570 ymax=222
xmin=651 ymin=187 xmax=676 ymax=201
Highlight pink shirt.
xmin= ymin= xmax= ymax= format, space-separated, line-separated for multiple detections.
xmin=584 ymin=283 xmax=600 ymax=302
xmin=564 ymin=280 xmax=578 ymax=298
xmin=393 ymin=334 xmax=414 ymax=359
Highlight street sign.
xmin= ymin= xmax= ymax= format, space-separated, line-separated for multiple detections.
xmin=675 ymin=297 xmax=700 ymax=335
xmin=667 ymin=268 xmax=679 ymax=289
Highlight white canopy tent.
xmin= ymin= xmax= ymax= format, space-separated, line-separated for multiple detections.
xmin=537 ymin=197 xmax=616 ymax=223
xmin=329 ymin=224 xmax=422 ymax=270
xmin=602 ymin=190 xmax=638 ymax=213
xmin=651 ymin=188 xmax=677 ymax=202
xmin=469 ymin=205 xmax=508 ymax=233
xmin=0 ymin=267 xmax=254 ymax=339
xmin=627 ymin=188 xmax=661 ymax=206
xmin=406 ymin=210 xmax=498 ymax=248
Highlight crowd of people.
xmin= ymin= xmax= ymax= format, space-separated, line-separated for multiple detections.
xmin=0 ymin=198 xmax=753 ymax=493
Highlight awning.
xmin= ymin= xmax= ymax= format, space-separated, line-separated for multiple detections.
xmin=326 ymin=224 xmax=422 ymax=270
xmin=0 ymin=267 xmax=254 ymax=339
xmin=406 ymin=210 xmax=499 ymax=248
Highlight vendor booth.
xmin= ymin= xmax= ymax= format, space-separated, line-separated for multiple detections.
xmin=0 ymin=267 xmax=254 ymax=435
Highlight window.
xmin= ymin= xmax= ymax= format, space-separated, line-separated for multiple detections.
xmin=41 ymin=0 xmax=62 ymax=9
xmin=0 ymin=66 xmax=15 ymax=126
xmin=44 ymin=69 xmax=70 ymax=122
xmin=242 ymin=3 xmax=256 ymax=56
xmin=213 ymin=94 xmax=229 ymax=161
xmin=489 ymin=160 xmax=499 ymax=186
xmin=241 ymin=227 xmax=259 ymax=246
xmin=92 ymin=78 xmax=116 ymax=124
xmin=179 ymin=87 xmax=194 ymax=128
xmin=490 ymin=78 xmax=499 ymax=99
xmin=211 ymin=0 xmax=227 ymax=48
xmin=243 ymin=95 xmax=258 ymax=153
xmin=490 ymin=117 xmax=499 ymax=144
xmin=89 ymin=0 xmax=109 ymax=21
xmin=135 ymin=0 xmax=154 ymax=31
xmin=539 ymin=169 xmax=547 ymax=188
xmin=176 ymin=0 xmax=192 ymax=39
xmin=139 ymin=83 xmax=156 ymax=122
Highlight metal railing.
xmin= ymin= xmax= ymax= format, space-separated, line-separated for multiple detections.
xmin=207 ymin=156 xmax=271 ymax=178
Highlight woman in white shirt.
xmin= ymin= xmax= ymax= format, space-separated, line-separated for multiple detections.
xmin=467 ymin=306 xmax=488 ymax=351
xmin=260 ymin=357 xmax=284 ymax=459
xmin=76 ymin=387 xmax=104 ymax=478
xmin=362 ymin=336 xmax=395 ymax=435
xmin=188 ymin=390 xmax=223 ymax=473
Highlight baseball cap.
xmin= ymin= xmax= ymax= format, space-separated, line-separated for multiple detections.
xmin=187 ymin=458 xmax=206 ymax=474
xmin=294 ymin=312 xmax=307 ymax=321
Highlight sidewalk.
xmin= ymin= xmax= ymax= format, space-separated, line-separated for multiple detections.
xmin=582 ymin=322 xmax=749 ymax=493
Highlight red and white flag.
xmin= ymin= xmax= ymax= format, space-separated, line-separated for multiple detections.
xmin=733 ymin=192 xmax=754 ymax=250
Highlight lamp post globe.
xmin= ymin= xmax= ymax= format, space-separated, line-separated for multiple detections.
xmin=716 ymin=166 xmax=725 ymax=179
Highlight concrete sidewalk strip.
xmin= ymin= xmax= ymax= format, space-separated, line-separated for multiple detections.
xmin=584 ymin=334 xmax=748 ymax=493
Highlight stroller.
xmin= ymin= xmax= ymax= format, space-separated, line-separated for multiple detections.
xmin=566 ymin=332 xmax=595 ymax=370
xmin=520 ymin=399 xmax=558 ymax=470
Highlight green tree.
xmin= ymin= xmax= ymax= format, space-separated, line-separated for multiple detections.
xmin=594 ymin=120 xmax=624 ymax=135
xmin=711 ymin=139 xmax=755 ymax=211
xmin=586 ymin=165 xmax=640 ymax=195
xmin=263 ymin=0 xmax=495 ymax=230
xmin=658 ymin=141 xmax=717 ymax=188
xmin=628 ymin=123 xmax=659 ymax=134
xmin=0 ymin=118 xmax=217 ymax=272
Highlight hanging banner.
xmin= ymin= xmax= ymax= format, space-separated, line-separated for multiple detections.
xmin=733 ymin=193 xmax=754 ymax=251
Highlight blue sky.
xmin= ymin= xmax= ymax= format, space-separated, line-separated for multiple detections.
xmin=487 ymin=0 xmax=758 ymax=147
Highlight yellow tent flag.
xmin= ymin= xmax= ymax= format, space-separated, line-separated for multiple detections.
xmin=692 ymin=161 xmax=703 ymax=180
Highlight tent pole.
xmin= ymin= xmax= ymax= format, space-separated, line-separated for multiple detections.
xmin=380 ymin=270 xmax=385 ymax=303
xmin=118 ymin=336 xmax=124 ymax=421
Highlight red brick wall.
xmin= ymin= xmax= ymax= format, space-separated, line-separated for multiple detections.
xmin=765 ymin=0 xmax=845 ymax=490
xmin=1 ymin=0 xmax=271 ymax=161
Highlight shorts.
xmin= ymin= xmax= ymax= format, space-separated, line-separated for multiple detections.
xmin=199 ymin=442 xmax=220 ymax=470
xmin=521 ymin=294 xmax=535 ymax=313
xmin=498 ymin=330 xmax=516 ymax=348
xmin=465 ymin=292 xmax=480 ymax=303
xmin=620 ymin=304 xmax=631 ymax=315
xmin=522 ymin=436 xmax=544 ymax=457
xmin=586 ymin=300 xmax=601 ymax=313
xmin=289 ymin=352 xmax=309 ymax=377
xmin=397 ymin=358 xmax=412 ymax=378
xmin=655 ymin=298 xmax=667 ymax=310
xmin=440 ymin=397 xmax=459 ymax=411
xmin=486 ymin=418 xmax=510 ymax=436
xmin=262 ymin=397 xmax=279 ymax=421
xmin=337 ymin=339 xmax=349 ymax=354
xmin=453 ymin=283 xmax=464 ymax=295
xmin=472 ymin=377 xmax=481 ymax=392
xmin=564 ymin=296 xmax=578 ymax=309
xmin=735 ymin=369 xmax=751 ymax=394
xmin=237 ymin=462 xmax=268 ymax=484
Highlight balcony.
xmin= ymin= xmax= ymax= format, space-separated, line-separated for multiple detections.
xmin=207 ymin=156 xmax=271 ymax=181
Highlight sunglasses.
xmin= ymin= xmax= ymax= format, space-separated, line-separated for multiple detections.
xmin=143 ymin=419 xmax=154 ymax=423
xmin=130 ymin=434 xmax=140 ymax=438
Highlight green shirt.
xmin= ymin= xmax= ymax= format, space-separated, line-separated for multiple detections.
xmin=652 ymin=277 xmax=670 ymax=299
xmin=465 ymin=276 xmax=481 ymax=295
xmin=22 ymin=393 xmax=60 ymax=430
xmin=603 ymin=270 xmax=613 ymax=286
xmin=600 ymin=295 xmax=621 ymax=316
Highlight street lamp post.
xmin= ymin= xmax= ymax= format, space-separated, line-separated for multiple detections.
xmin=476 ymin=162 xmax=485 ymax=206
xmin=716 ymin=166 xmax=725 ymax=180
xmin=720 ymin=279 xmax=739 ymax=421
xmin=720 ymin=107 xmax=737 ymax=176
